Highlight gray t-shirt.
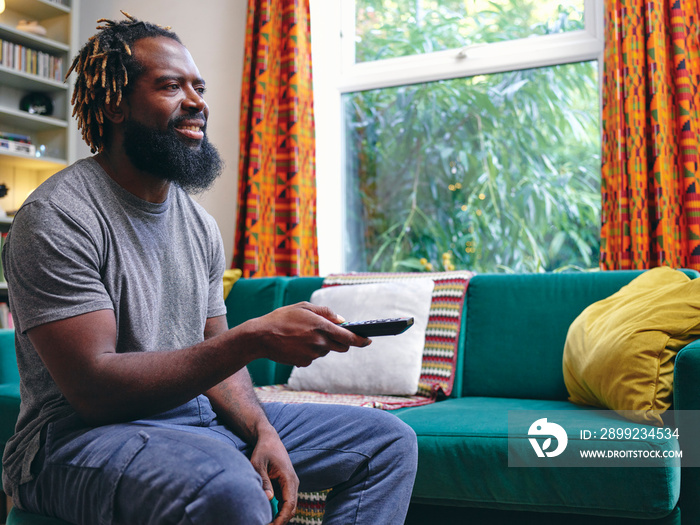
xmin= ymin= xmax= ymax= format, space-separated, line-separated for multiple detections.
xmin=1 ymin=157 xmax=226 ymax=497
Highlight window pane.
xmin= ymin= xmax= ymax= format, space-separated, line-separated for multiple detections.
xmin=343 ymin=61 xmax=601 ymax=273
xmin=355 ymin=0 xmax=585 ymax=63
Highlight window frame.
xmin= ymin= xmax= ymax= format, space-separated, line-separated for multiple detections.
xmin=310 ymin=0 xmax=605 ymax=274
xmin=340 ymin=0 xmax=604 ymax=92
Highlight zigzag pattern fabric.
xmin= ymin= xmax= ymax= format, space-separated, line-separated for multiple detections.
xmin=234 ymin=0 xmax=319 ymax=277
xmin=601 ymin=0 xmax=700 ymax=269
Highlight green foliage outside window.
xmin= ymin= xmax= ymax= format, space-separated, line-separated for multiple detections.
xmin=355 ymin=0 xmax=585 ymax=62
xmin=344 ymin=0 xmax=601 ymax=273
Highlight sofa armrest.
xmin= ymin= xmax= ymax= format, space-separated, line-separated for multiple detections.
xmin=673 ymin=338 xmax=700 ymax=453
xmin=0 ymin=329 xmax=17 ymax=386
xmin=674 ymin=338 xmax=700 ymax=410
xmin=674 ymin=339 xmax=700 ymax=525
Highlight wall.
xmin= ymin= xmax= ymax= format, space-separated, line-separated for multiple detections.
xmin=74 ymin=0 xmax=248 ymax=268
xmin=309 ymin=0 xmax=343 ymax=275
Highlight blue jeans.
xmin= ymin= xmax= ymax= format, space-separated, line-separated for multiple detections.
xmin=18 ymin=397 xmax=418 ymax=524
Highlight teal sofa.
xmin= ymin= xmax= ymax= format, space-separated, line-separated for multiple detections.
xmin=2 ymin=270 xmax=700 ymax=524
xmin=226 ymin=270 xmax=700 ymax=525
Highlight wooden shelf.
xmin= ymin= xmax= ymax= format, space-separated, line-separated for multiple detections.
xmin=0 ymin=106 xmax=67 ymax=131
xmin=5 ymin=0 xmax=70 ymax=20
xmin=0 ymin=150 xmax=66 ymax=169
xmin=0 ymin=0 xmax=74 ymax=212
xmin=0 ymin=23 xmax=70 ymax=54
xmin=0 ymin=65 xmax=68 ymax=92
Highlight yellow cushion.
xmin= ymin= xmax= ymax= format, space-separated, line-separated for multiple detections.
xmin=563 ymin=267 xmax=700 ymax=425
xmin=223 ymin=268 xmax=243 ymax=299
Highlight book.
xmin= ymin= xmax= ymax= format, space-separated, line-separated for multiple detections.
xmin=0 ymin=138 xmax=35 ymax=156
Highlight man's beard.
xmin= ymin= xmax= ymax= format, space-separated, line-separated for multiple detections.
xmin=122 ymin=115 xmax=224 ymax=194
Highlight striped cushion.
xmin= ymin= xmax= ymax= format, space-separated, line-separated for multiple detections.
xmin=322 ymin=271 xmax=474 ymax=399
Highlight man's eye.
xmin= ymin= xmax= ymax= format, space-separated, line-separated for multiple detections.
xmin=196 ymin=86 xmax=206 ymax=95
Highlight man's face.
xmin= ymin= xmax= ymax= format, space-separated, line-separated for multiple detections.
xmin=120 ymin=36 xmax=223 ymax=193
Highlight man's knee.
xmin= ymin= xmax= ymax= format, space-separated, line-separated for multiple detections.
xmin=384 ymin=413 xmax=418 ymax=464
xmin=370 ymin=409 xmax=418 ymax=450
xmin=184 ymin=468 xmax=273 ymax=525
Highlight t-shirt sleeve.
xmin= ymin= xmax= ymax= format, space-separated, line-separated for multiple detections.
xmin=205 ymin=214 xmax=227 ymax=320
xmin=3 ymin=201 xmax=114 ymax=334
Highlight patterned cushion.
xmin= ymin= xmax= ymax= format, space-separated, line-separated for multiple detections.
xmin=322 ymin=271 xmax=474 ymax=398
xmin=255 ymin=271 xmax=474 ymax=408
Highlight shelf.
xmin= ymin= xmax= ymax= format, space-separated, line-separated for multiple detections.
xmin=0 ymin=23 xmax=70 ymax=54
xmin=0 ymin=0 xmax=74 ymax=204
xmin=0 ymin=65 xmax=67 ymax=92
xmin=5 ymin=0 xmax=70 ymax=19
xmin=0 ymin=150 xmax=66 ymax=169
xmin=0 ymin=106 xmax=67 ymax=131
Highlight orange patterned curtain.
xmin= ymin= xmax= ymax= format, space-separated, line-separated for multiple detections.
xmin=601 ymin=0 xmax=700 ymax=270
xmin=234 ymin=0 xmax=319 ymax=277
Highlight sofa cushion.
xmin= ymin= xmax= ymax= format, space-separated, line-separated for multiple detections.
xmin=288 ymin=280 xmax=434 ymax=395
xmin=222 ymin=268 xmax=243 ymax=299
xmin=225 ymin=277 xmax=291 ymax=386
xmin=283 ymin=276 xmax=325 ymax=305
xmin=395 ymin=397 xmax=680 ymax=518
xmin=563 ymin=267 xmax=700 ymax=425
xmin=405 ymin=503 xmax=681 ymax=525
xmin=460 ymin=271 xmax=666 ymax=400
xmin=0 ymin=328 xmax=18 ymax=385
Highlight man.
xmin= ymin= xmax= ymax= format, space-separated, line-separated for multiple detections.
xmin=1 ymin=13 xmax=418 ymax=525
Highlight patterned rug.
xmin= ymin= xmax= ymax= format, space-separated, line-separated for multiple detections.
xmin=255 ymin=271 xmax=474 ymax=524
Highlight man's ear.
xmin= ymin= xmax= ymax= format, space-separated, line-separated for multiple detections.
xmin=103 ymin=98 xmax=126 ymax=124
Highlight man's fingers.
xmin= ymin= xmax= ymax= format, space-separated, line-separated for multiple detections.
xmin=270 ymin=498 xmax=297 ymax=525
xmin=256 ymin=467 xmax=274 ymax=500
xmin=271 ymin=464 xmax=298 ymax=525
xmin=298 ymin=302 xmax=345 ymax=324
xmin=294 ymin=302 xmax=371 ymax=348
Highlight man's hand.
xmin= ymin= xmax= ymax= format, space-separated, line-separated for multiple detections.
xmin=249 ymin=427 xmax=299 ymax=525
xmin=247 ymin=302 xmax=371 ymax=367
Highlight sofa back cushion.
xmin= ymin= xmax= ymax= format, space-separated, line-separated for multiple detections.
xmin=225 ymin=277 xmax=293 ymax=386
xmin=272 ymin=277 xmax=325 ymax=383
xmin=459 ymin=270 xmax=683 ymax=400
xmin=0 ymin=329 xmax=18 ymax=385
xmin=225 ymin=276 xmax=325 ymax=386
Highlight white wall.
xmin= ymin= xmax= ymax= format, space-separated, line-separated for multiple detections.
xmin=74 ymin=0 xmax=248 ymax=268
xmin=309 ymin=0 xmax=343 ymax=275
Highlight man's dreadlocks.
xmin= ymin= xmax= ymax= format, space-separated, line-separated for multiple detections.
xmin=66 ymin=11 xmax=181 ymax=153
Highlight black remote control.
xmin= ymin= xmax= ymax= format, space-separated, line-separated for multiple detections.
xmin=340 ymin=317 xmax=414 ymax=337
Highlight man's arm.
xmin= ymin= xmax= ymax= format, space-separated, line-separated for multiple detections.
xmin=204 ymin=316 xmax=299 ymax=525
xmin=27 ymin=302 xmax=369 ymax=427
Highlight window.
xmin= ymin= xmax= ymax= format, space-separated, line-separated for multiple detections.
xmin=310 ymin=0 xmax=604 ymax=274
xmin=353 ymin=0 xmax=586 ymax=63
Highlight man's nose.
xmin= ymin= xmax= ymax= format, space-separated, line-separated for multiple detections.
xmin=183 ymin=89 xmax=206 ymax=113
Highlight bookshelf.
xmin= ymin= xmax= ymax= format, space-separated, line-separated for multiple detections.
xmin=0 ymin=0 xmax=76 ymax=215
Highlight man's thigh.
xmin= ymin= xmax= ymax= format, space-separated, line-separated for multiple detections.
xmin=21 ymin=419 xmax=270 ymax=525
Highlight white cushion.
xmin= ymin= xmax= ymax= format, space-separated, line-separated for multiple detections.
xmin=287 ymin=279 xmax=434 ymax=395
